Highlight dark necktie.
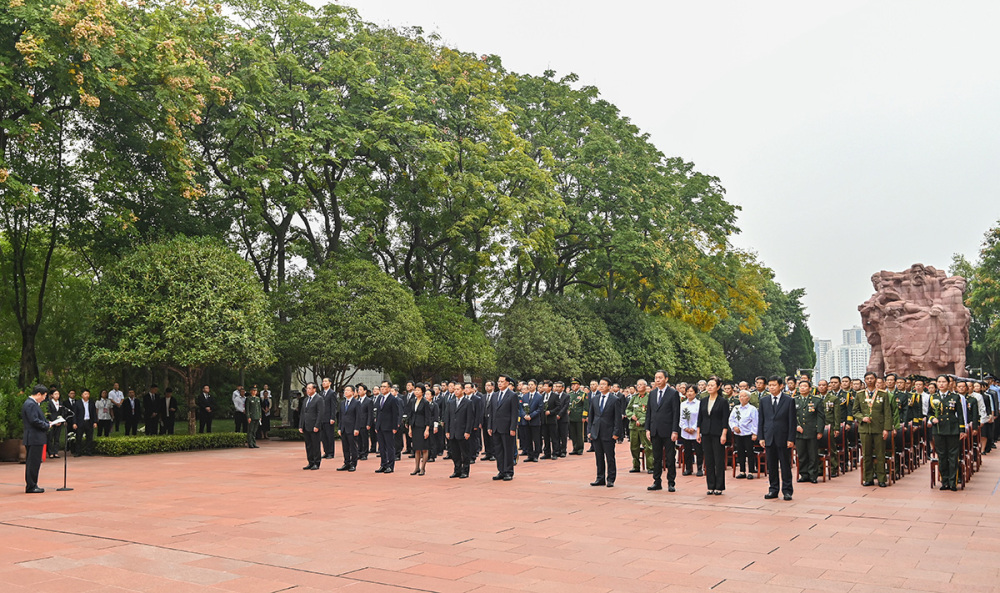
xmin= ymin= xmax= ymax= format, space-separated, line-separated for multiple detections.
xmin=600 ymin=395 xmax=606 ymax=413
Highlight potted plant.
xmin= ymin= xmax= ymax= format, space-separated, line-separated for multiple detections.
xmin=0 ymin=389 xmax=26 ymax=462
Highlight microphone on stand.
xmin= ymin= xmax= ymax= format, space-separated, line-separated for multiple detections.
xmin=57 ymin=408 xmax=75 ymax=492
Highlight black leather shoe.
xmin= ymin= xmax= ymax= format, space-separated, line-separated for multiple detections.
xmin=606 ymin=482 xmax=614 ymax=488
xmin=747 ymin=474 xmax=754 ymax=480
xmin=383 ymin=468 xmax=393 ymax=473
xmin=309 ymin=465 xmax=320 ymax=470
xmin=336 ymin=465 xmax=350 ymax=471
xmin=797 ymin=477 xmax=808 ymax=483
xmin=696 ymin=469 xmax=704 ymax=477
xmin=493 ymin=474 xmax=504 ymax=480
xmin=374 ymin=467 xmax=386 ymax=473
xmin=348 ymin=466 xmax=356 ymax=472
xmin=707 ymin=490 xmax=714 ymax=496
xmin=26 ymin=487 xmax=44 ymax=494
xmin=783 ymin=494 xmax=792 ymax=501
xmin=682 ymin=469 xmax=692 ymax=476
xmin=502 ymin=475 xmax=513 ymax=481
xmin=735 ymin=473 xmax=747 ymax=479
xmin=810 ymin=478 xmax=818 ymax=484
xmin=939 ymin=485 xmax=948 ymax=490
xmin=590 ymin=480 xmax=606 ymax=486
xmin=862 ymin=480 xmax=874 ymax=486
xmin=449 ymin=473 xmax=460 ymax=478
xmin=878 ymin=481 xmax=887 ymax=488
xmin=764 ymin=492 xmax=778 ymax=499
xmin=303 ymin=465 xmax=314 ymax=470
xmin=629 ymin=468 xmax=641 ymax=473
xmin=648 ymin=484 xmax=662 ymax=491
xmin=459 ymin=474 xmax=469 ymax=479
xmin=950 ymin=485 xmax=958 ymax=491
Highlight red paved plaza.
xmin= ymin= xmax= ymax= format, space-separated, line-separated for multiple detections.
xmin=2 ymin=440 xmax=998 ymax=593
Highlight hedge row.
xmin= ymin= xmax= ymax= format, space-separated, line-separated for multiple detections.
xmin=94 ymin=433 xmax=248 ymax=456
xmin=269 ymin=427 xmax=304 ymax=441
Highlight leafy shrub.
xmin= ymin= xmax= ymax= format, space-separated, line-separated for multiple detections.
xmin=0 ymin=389 xmax=26 ymax=440
xmin=269 ymin=427 xmax=304 ymax=441
xmin=94 ymin=433 xmax=248 ymax=456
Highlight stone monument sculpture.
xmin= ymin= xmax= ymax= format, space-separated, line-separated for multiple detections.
xmin=859 ymin=264 xmax=970 ymax=377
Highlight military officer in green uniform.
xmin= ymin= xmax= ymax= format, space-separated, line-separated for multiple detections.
xmin=627 ymin=379 xmax=653 ymax=472
xmin=567 ymin=379 xmax=589 ymax=455
xmin=794 ymin=379 xmax=825 ymax=483
xmin=853 ymin=372 xmax=892 ymax=487
xmin=931 ymin=374 xmax=966 ymax=491
xmin=246 ymin=386 xmax=262 ymax=449
xmin=818 ymin=379 xmax=842 ymax=477
xmin=725 ymin=382 xmax=740 ymax=411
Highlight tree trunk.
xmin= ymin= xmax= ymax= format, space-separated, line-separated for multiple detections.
xmin=17 ymin=325 xmax=39 ymax=388
xmin=186 ymin=366 xmax=204 ymax=435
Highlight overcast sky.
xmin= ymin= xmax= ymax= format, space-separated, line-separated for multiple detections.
xmin=337 ymin=0 xmax=1000 ymax=343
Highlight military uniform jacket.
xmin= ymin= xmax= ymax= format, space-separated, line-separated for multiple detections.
xmin=625 ymin=392 xmax=649 ymax=430
xmin=931 ymin=391 xmax=966 ymax=435
xmin=852 ymin=389 xmax=892 ymax=434
xmin=837 ymin=390 xmax=854 ymax=422
xmin=822 ymin=392 xmax=842 ymax=427
xmin=246 ymin=395 xmax=262 ymax=421
xmin=568 ymin=390 xmax=589 ymax=421
xmin=794 ymin=394 xmax=825 ymax=438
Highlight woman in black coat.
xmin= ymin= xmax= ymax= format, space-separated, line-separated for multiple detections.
xmin=408 ymin=384 xmax=433 ymax=475
xmin=698 ymin=377 xmax=731 ymax=495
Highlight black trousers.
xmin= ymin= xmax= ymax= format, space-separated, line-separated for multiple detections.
xmin=394 ymin=428 xmax=404 ymax=459
xmin=161 ymin=419 xmax=175 ymax=435
xmin=77 ymin=423 xmax=95 ymax=455
xmin=261 ymin=415 xmax=270 ymax=436
xmin=199 ymin=413 xmax=213 ymax=433
xmin=935 ymin=433 xmax=961 ymax=488
xmin=341 ymin=431 xmax=359 ymax=467
xmin=124 ymin=419 xmax=139 ymax=436
xmin=734 ymin=434 xmax=755 ymax=473
xmin=144 ymin=418 xmax=159 ymax=436
xmin=493 ymin=430 xmax=515 ymax=477
xmin=532 ymin=424 xmax=543 ymax=458
xmin=593 ymin=438 xmax=617 ymax=483
xmin=650 ymin=434 xmax=677 ymax=486
xmin=113 ymin=408 xmax=121 ymax=432
xmin=681 ymin=439 xmax=702 ymax=471
xmin=377 ymin=429 xmax=396 ymax=470
xmin=703 ymin=435 xmax=726 ymax=491
xmin=765 ymin=443 xmax=794 ymax=496
xmin=542 ymin=423 xmax=557 ymax=457
xmin=48 ymin=424 xmax=64 ymax=456
xmin=97 ymin=419 xmax=112 ymax=437
xmin=370 ymin=427 xmax=379 ymax=452
xmin=25 ymin=444 xmax=43 ymax=491
xmin=304 ymin=430 xmax=322 ymax=467
xmin=321 ymin=423 xmax=337 ymax=457
xmin=358 ymin=425 xmax=370 ymax=456
xmin=234 ymin=411 xmax=247 ymax=433
xmin=471 ymin=428 xmax=482 ymax=455
xmin=557 ymin=421 xmax=569 ymax=455
xmin=449 ymin=436 xmax=470 ymax=475
xmin=569 ymin=421 xmax=585 ymax=453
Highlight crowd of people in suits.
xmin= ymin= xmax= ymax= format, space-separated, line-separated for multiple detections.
xmin=19 ymin=369 xmax=999 ymax=496
xmin=294 ymin=369 xmax=1000 ymax=499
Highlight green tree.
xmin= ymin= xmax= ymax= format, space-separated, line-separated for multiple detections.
xmin=90 ymin=237 xmax=274 ymax=434
xmin=275 ymin=259 xmax=429 ymax=390
xmin=545 ymin=295 xmax=623 ymax=379
xmin=412 ymin=295 xmax=495 ymax=379
xmin=958 ymin=223 xmax=1000 ymax=374
xmin=593 ymin=299 xmax=675 ymax=382
xmin=496 ymin=300 xmax=581 ymax=379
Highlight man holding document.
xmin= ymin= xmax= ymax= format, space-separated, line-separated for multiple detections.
xmin=22 ymin=385 xmax=65 ymax=493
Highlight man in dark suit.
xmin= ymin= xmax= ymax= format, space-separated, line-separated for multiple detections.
xmin=160 ymin=388 xmax=179 ymax=435
xmin=358 ymin=385 xmax=374 ymax=461
xmin=490 ymin=375 xmax=520 ymax=480
xmin=646 ymin=370 xmax=681 ymax=492
xmin=540 ymin=381 xmax=559 ymax=459
xmin=298 ymin=382 xmax=325 ymax=469
xmin=466 ymin=383 xmax=484 ymax=462
xmin=320 ymin=378 xmax=338 ymax=460
xmin=72 ymin=389 xmax=99 ymax=456
xmin=337 ymin=385 xmax=360 ymax=471
xmin=446 ymin=387 xmax=477 ymax=478
xmin=122 ymin=389 xmax=141 ymax=436
xmin=758 ymin=375 xmax=797 ymax=500
xmin=142 ymin=384 xmax=160 ymax=435
xmin=23 ymin=385 xmax=61 ymax=493
xmin=588 ymin=378 xmax=624 ymax=487
xmin=374 ymin=381 xmax=401 ymax=473
xmin=197 ymin=385 xmax=215 ymax=433
xmin=555 ymin=381 xmax=571 ymax=457
xmin=519 ymin=381 xmax=543 ymax=462
xmin=480 ymin=381 xmax=497 ymax=461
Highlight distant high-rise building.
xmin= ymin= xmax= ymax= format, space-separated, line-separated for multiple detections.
xmin=842 ymin=326 xmax=865 ymax=346
xmin=813 ymin=329 xmax=871 ymax=381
